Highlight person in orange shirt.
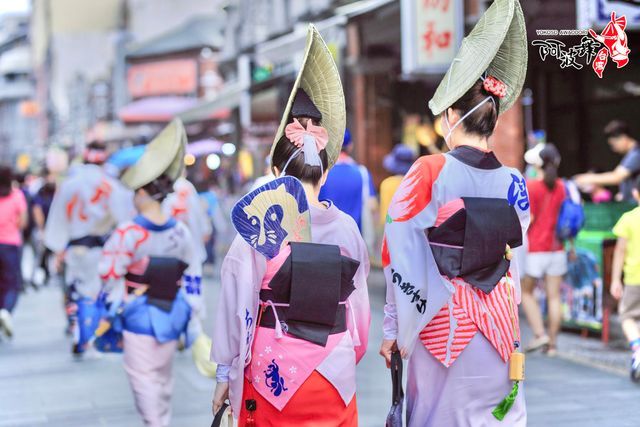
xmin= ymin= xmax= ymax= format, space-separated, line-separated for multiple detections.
xmin=379 ymin=145 xmax=416 ymax=225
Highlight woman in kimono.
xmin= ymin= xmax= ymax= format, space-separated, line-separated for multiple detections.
xmin=211 ymin=25 xmax=370 ymax=426
xmin=162 ymin=173 xmax=212 ymax=265
xmin=44 ymin=140 xmax=134 ymax=355
xmin=379 ymin=0 xmax=530 ymax=425
xmin=98 ymin=119 xmax=202 ymax=427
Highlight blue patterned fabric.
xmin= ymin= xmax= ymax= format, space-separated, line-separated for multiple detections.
xmin=232 ymin=176 xmax=310 ymax=259
xmin=121 ymin=291 xmax=191 ymax=343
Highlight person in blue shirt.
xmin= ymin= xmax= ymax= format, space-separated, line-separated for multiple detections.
xmin=319 ymin=129 xmax=377 ymax=231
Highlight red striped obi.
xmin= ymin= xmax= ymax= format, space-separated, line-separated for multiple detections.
xmin=420 ymin=275 xmax=519 ymax=367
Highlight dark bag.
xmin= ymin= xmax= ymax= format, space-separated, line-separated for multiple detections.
xmin=386 ymin=351 xmax=404 ymax=427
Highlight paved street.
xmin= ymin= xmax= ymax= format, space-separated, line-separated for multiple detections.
xmin=1 ymin=269 xmax=640 ymax=426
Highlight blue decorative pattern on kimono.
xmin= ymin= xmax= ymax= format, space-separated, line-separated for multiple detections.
xmin=264 ymin=359 xmax=288 ymax=396
xmin=507 ymin=174 xmax=530 ymax=211
xmin=183 ymin=275 xmax=202 ymax=295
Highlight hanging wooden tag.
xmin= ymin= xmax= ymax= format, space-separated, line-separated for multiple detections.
xmin=509 ymin=352 xmax=525 ymax=381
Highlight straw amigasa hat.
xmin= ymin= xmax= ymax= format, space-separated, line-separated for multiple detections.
xmin=121 ymin=118 xmax=187 ymax=190
xmin=428 ymin=0 xmax=527 ymax=116
xmin=270 ymin=24 xmax=346 ymax=170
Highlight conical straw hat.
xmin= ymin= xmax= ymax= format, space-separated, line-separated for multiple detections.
xmin=429 ymin=0 xmax=527 ymax=116
xmin=121 ymin=118 xmax=187 ymax=190
xmin=270 ymin=24 xmax=346 ymax=170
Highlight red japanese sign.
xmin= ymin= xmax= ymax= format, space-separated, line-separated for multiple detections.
xmin=127 ymin=59 xmax=198 ymax=98
xmin=401 ymin=0 xmax=462 ymax=74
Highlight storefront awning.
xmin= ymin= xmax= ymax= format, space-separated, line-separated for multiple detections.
xmin=334 ymin=0 xmax=396 ymax=19
xmin=178 ymin=82 xmax=245 ymax=124
xmin=255 ymin=15 xmax=347 ymax=66
xmin=253 ymin=0 xmax=394 ymax=65
xmin=118 ymin=96 xmax=230 ymax=123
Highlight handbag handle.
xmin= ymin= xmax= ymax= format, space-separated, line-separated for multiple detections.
xmin=211 ymin=402 xmax=230 ymax=427
xmin=390 ymin=350 xmax=404 ymax=405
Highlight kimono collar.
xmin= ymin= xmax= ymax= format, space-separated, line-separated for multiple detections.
xmin=449 ymin=145 xmax=502 ymax=170
xmin=134 ymin=215 xmax=177 ymax=231
xmin=310 ymin=201 xmax=341 ymax=224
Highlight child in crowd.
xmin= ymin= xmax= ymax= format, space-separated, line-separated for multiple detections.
xmin=611 ymin=176 xmax=640 ymax=382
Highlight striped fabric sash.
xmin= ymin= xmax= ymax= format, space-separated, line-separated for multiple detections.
xmin=420 ymin=276 xmax=519 ymax=367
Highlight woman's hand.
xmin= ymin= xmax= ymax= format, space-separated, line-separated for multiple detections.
xmin=54 ymin=251 xmax=65 ymax=273
xmin=212 ymin=382 xmax=230 ymax=416
xmin=611 ymin=279 xmax=624 ymax=300
xmin=380 ymin=339 xmax=398 ymax=368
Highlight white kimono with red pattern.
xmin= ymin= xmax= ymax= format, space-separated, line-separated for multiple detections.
xmin=162 ymin=177 xmax=211 ymax=264
xmin=44 ymin=164 xmax=134 ymax=299
xmin=382 ymin=146 xmax=530 ymax=426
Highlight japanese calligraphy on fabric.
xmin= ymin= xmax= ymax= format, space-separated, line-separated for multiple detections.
xmin=232 ymin=177 xmax=311 ymax=260
xmin=244 ymin=308 xmax=254 ymax=362
xmin=391 ymin=268 xmax=427 ymax=314
xmin=507 ymin=174 xmax=530 ymax=211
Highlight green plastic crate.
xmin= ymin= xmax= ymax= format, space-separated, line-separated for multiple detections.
xmin=582 ymin=202 xmax=635 ymax=231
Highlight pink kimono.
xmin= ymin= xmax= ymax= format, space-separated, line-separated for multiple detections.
xmin=212 ymin=203 xmax=370 ymax=420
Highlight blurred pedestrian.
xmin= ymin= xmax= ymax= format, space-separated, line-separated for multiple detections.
xmin=249 ymin=157 xmax=275 ymax=191
xmin=379 ymin=144 xmax=416 ymax=225
xmin=44 ymin=140 xmax=134 ymax=355
xmin=98 ymin=120 xmax=203 ymax=427
xmin=14 ymin=173 xmax=35 ymax=249
xmin=610 ymin=176 xmax=640 ymax=382
xmin=380 ymin=1 xmax=529 ymax=424
xmin=520 ymin=144 xmax=569 ymax=356
xmin=212 ymin=26 xmax=370 ymax=425
xmin=197 ymin=179 xmax=226 ymax=265
xmin=14 ymin=173 xmax=36 ymax=288
xmin=0 ymin=166 xmax=28 ymax=338
xmin=31 ymin=170 xmax=57 ymax=286
xmin=575 ymin=120 xmax=640 ymax=202
xmin=319 ymin=128 xmax=377 ymax=252
xmin=163 ymin=172 xmax=212 ymax=266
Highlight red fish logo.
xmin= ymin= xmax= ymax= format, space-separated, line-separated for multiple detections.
xmin=589 ymin=12 xmax=631 ymax=78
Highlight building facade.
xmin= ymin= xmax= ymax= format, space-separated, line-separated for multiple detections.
xmin=0 ymin=13 xmax=37 ymax=167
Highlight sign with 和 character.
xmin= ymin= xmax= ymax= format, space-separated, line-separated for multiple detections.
xmin=401 ymin=0 xmax=464 ymax=75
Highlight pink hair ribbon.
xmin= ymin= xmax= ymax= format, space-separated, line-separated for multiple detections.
xmin=285 ymin=118 xmax=329 ymax=152
xmin=281 ymin=118 xmax=329 ymax=175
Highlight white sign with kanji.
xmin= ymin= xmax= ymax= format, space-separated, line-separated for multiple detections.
xmin=401 ymin=0 xmax=464 ymax=75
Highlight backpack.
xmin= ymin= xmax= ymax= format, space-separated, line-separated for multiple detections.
xmin=556 ymin=180 xmax=585 ymax=240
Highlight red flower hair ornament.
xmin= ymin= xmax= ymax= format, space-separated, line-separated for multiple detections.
xmin=483 ymin=76 xmax=507 ymax=99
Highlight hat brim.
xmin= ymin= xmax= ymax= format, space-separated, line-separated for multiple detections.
xmin=428 ymin=0 xmax=527 ymax=116
xmin=524 ymin=143 xmax=545 ymax=167
xmin=120 ymin=119 xmax=187 ymax=190
xmin=383 ymin=154 xmax=413 ymax=176
xmin=270 ymin=24 xmax=346 ymax=170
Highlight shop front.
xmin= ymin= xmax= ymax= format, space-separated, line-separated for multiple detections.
xmin=347 ymin=0 xmax=527 ymax=187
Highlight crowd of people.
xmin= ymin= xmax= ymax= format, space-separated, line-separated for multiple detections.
xmin=1 ymin=2 xmax=640 ymax=427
